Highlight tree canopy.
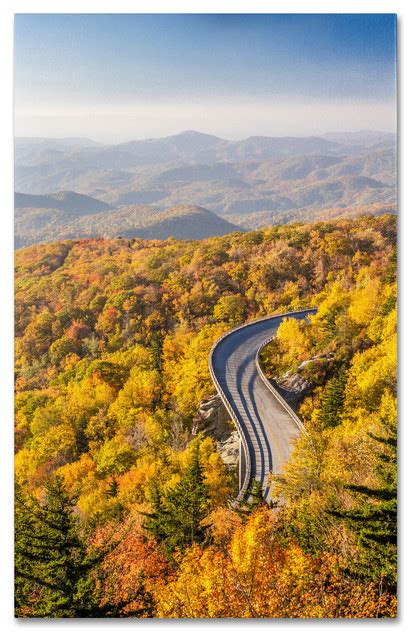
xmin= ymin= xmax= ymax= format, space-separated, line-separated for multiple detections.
xmin=15 ymin=215 xmax=397 ymax=617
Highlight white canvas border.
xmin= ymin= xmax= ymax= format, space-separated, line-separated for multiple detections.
xmin=0 ymin=1 xmax=413 ymax=638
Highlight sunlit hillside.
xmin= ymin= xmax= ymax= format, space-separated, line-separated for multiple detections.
xmin=15 ymin=215 xmax=396 ymax=617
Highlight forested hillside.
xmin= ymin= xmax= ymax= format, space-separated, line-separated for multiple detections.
xmin=15 ymin=202 xmax=243 ymax=248
xmin=15 ymin=215 xmax=397 ymax=617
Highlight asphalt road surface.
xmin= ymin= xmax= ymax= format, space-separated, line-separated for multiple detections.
xmin=210 ymin=310 xmax=315 ymax=501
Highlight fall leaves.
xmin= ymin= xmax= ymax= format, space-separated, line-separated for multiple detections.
xmin=14 ymin=215 xmax=397 ymax=617
xmin=155 ymin=508 xmax=396 ymax=618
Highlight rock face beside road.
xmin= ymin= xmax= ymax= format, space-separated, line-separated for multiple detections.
xmin=192 ymin=395 xmax=239 ymax=469
xmin=273 ymin=369 xmax=312 ymax=409
xmin=274 ymin=352 xmax=335 ymax=408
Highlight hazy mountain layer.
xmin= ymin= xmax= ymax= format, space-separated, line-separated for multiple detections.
xmin=15 ymin=203 xmax=243 ymax=248
xmin=222 ymin=202 xmax=397 ymax=229
xmin=15 ymin=129 xmax=395 ymax=195
xmin=14 ymin=130 xmax=396 ymax=246
xmin=15 ymin=190 xmax=112 ymax=215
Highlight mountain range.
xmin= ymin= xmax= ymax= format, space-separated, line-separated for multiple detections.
xmin=15 ymin=130 xmax=396 ymax=247
xmin=14 ymin=195 xmax=242 ymax=248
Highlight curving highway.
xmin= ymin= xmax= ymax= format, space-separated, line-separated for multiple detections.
xmin=209 ymin=309 xmax=316 ymax=502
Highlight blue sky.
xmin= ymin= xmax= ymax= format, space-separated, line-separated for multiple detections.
xmin=14 ymin=14 xmax=397 ymax=141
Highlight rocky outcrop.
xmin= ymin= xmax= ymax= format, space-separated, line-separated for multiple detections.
xmin=193 ymin=395 xmax=239 ymax=468
xmin=192 ymin=395 xmax=230 ymax=439
xmin=216 ymin=432 xmax=240 ymax=469
xmin=277 ymin=370 xmax=312 ymax=396
xmin=273 ymin=352 xmax=335 ymax=408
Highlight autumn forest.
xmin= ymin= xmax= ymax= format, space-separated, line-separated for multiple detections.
xmin=14 ymin=215 xmax=397 ymax=617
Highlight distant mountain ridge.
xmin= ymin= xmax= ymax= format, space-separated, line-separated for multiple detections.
xmin=322 ymin=130 xmax=396 ymax=149
xmin=15 ymin=199 xmax=243 ymax=248
xmin=15 ymin=130 xmax=348 ymax=178
xmin=15 ymin=191 xmax=112 ymax=215
xmin=14 ymin=130 xmax=396 ymax=247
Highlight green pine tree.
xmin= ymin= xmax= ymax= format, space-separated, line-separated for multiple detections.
xmin=320 ymin=365 xmax=347 ymax=429
xmin=236 ymin=479 xmax=269 ymax=519
xmin=382 ymin=244 xmax=397 ymax=286
xmin=329 ymin=410 xmax=397 ymax=590
xmin=15 ymin=476 xmax=115 ymax=617
xmin=106 ymin=476 xmax=119 ymax=498
xmin=75 ymin=415 xmax=89 ymax=455
xmin=145 ymin=442 xmax=210 ymax=557
xmin=149 ymin=331 xmax=163 ymax=373
xmin=143 ymin=482 xmax=167 ymax=541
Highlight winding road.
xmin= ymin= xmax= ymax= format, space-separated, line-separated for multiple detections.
xmin=209 ymin=309 xmax=316 ymax=501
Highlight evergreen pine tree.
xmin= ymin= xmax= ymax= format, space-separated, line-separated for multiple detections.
xmin=149 ymin=332 xmax=163 ymax=409
xmin=75 ymin=415 xmax=89 ymax=455
xmin=15 ymin=485 xmax=39 ymax=616
xmin=143 ymin=482 xmax=167 ymax=542
xmin=145 ymin=442 xmax=210 ymax=557
xmin=106 ymin=476 xmax=119 ymax=498
xmin=149 ymin=331 xmax=163 ymax=373
xmin=320 ymin=365 xmax=347 ymax=429
xmin=382 ymin=245 xmax=397 ymax=286
xmin=236 ymin=479 xmax=269 ymax=519
xmin=15 ymin=476 xmax=113 ymax=617
xmin=329 ymin=411 xmax=397 ymax=590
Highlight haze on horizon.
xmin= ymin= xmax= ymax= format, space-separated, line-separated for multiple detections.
xmin=14 ymin=14 xmax=397 ymax=143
